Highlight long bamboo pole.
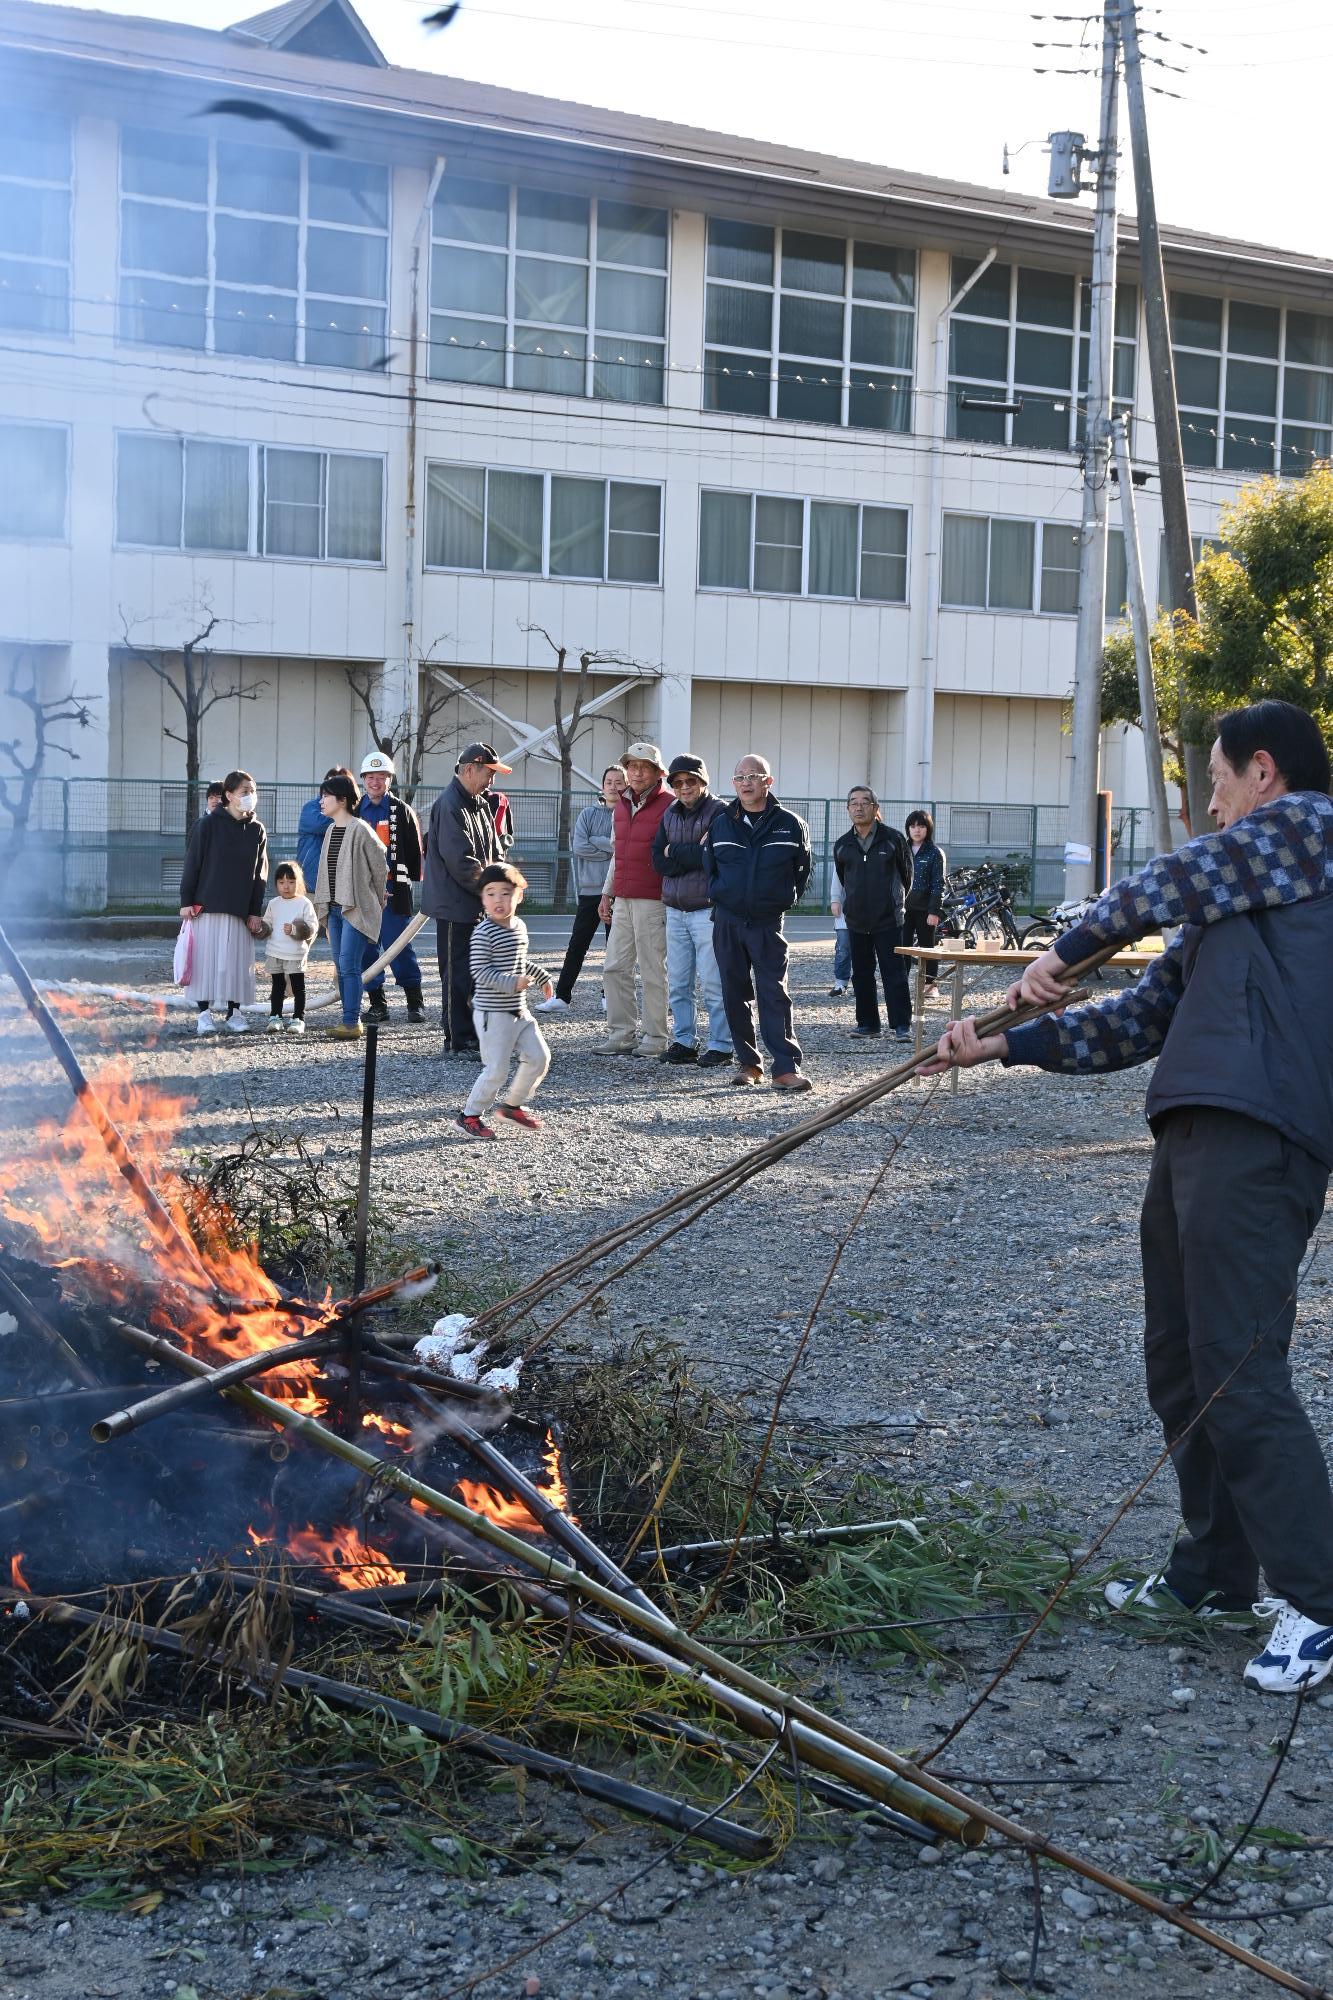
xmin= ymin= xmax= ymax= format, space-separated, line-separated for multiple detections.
xmin=91 ymin=1332 xmax=343 ymax=1442
xmin=98 ymin=1313 xmax=1333 ymax=1996
xmin=468 ymin=948 xmax=1121 ymax=1340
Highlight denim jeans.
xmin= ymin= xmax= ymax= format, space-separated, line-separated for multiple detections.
xmin=665 ymin=904 xmax=731 ymax=1052
xmin=832 ymin=924 xmax=852 ymax=985
xmin=326 ymin=907 xmax=369 ymax=1026
xmin=364 ymin=905 xmax=422 ymax=991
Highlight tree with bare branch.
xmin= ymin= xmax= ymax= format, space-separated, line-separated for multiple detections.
xmin=118 ymin=598 xmax=266 ymax=828
xmin=344 ymin=661 xmax=457 ymax=803
xmin=524 ymin=627 xmax=661 ymax=910
xmin=0 ymin=650 xmax=97 ymax=868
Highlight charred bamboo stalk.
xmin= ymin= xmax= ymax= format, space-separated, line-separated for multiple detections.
xmin=0 ymin=1252 xmax=99 ymax=1388
xmin=467 ymin=950 xmax=1119 ymax=1343
xmin=7 ymin=1589 xmax=769 ymax=1862
xmin=360 ymin=1344 xmax=502 ymax=1406
xmin=91 ymin=1333 xmax=343 ymax=1442
xmin=0 ymin=923 xmax=215 ymax=1292
xmin=638 ymin=1517 xmax=939 ymax=1569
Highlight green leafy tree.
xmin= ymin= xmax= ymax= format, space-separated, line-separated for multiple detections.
xmin=1101 ymin=465 xmax=1333 ymax=831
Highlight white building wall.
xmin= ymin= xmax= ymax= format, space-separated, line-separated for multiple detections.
xmin=0 ymin=62 xmax=1253 ymax=841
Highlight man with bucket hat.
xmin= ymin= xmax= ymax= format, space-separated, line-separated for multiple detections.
xmin=593 ymin=741 xmax=672 ymax=1058
xmin=423 ymin=741 xmax=508 ymax=1056
xmin=356 ymin=749 xmax=426 ymax=1024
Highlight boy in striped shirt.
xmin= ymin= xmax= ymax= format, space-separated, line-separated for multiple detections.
xmin=456 ymin=864 xmax=555 ymax=1141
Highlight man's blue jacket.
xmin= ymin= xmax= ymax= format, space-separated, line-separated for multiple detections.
xmin=704 ymin=794 xmax=812 ymax=925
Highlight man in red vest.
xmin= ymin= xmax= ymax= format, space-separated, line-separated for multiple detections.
xmin=594 ymin=741 xmax=672 ymax=1057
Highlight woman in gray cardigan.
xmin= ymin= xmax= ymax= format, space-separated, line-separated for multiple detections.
xmin=313 ymin=772 xmax=387 ymax=1039
xmin=537 ymin=766 xmax=625 ymax=1013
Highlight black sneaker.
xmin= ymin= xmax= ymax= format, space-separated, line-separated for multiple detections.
xmin=848 ymin=1025 xmax=881 ymax=1038
xmin=697 ymin=1048 xmax=732 ymax=1068
xmin=660 ymin=1043 xmax=698 ymax=1064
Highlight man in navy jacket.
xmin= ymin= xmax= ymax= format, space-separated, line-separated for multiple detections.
xmin=704 ymin=753 xmax=812 ymax=1092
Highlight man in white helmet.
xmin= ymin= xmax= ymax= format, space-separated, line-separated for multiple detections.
xmin=356 ymin=750 xmax=426 ymax=1024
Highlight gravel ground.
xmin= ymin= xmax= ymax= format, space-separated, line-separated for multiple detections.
xmin=3 ymin=927 xmax=1333 ymax=2000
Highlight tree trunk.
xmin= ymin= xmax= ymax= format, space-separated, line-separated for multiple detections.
xmin=552 ymin=648 xmax=573 ymax=913
xmin=182 ymin=652 xmax=203 ymax=833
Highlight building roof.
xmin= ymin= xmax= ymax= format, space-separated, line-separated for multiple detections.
xmin=226 ymin=0 xmax=385 ymax=69
xmin=1 ymin=0 xmax=1331 ymax=301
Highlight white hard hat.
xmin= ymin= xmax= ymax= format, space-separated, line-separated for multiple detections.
xmin=360 ymin=750 xmax=395 ymax=777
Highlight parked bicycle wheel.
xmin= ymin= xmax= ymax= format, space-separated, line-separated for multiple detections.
xmin=1021 ymin=918 xmax=1061 ymax=948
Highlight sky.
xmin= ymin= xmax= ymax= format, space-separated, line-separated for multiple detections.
xmin=28 ymin=0 xmax=1333 ymax=260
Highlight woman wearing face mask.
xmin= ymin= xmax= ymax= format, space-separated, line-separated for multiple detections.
xmin=179 ymin=768 xmax=269 ymax=1035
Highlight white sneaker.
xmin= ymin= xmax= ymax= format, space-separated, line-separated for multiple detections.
xmin=287 ymin=1018 xmax=306 ymax=1034
xmin=1104 ymin=1572 xmax=1252 ymax=1628
xmin=195 ymin=1012 xmax=217 ymax=1035
xmin=1244 ymin=1598 xmax=1333 ymax=1693
xmin=600 ymin=994 xmax=607 ymax=1013
xmin=264 ymin=1015 xmax=283 ymax=1033
xmin=535 ymin=995 xmax=570 ymax=1014
xmin=226 ymin=1013 xmax=249 ymax=1033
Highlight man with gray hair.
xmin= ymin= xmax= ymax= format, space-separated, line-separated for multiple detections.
xmin=704 ymin=754 xmax=812 ymax=1091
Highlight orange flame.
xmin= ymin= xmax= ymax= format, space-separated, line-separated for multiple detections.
xmin=0 ymin=1059 xmax=335 ymax=1421
xmin=362 ymin=1411 xmax=412 ymax=1445
xmin=10 ymin=1552 xmax=31 ymax=1591
xmin=455 ymin=1435 xmax=574 ymax=1535
xmin=246 ymin=1520 xmax=405 ymax=1591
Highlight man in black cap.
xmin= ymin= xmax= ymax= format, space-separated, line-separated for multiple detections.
xmin=652 ymin=754 xmax=732 ymax=1066
xmin=422 ymin=742 xmax=508 ymax=1055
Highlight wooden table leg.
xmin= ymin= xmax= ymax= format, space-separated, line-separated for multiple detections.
xmin=913 ymin=957 xmax=924 ymax=1055
xmin=950 ymin=962 xmax=964 ymax=1096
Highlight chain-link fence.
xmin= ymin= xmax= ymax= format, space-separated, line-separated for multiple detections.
xmin=2 ymin=778 xmax=1162 ymax=917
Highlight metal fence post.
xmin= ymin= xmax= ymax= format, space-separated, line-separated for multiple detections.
xmin=1028 ymin=806 xmax=1039 ymax=915
xmin=60 ymin=779 xmax=70 ymax=913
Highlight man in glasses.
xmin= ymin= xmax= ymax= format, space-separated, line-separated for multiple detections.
xmin=704 ymin=754 xmax=812 ymax=1092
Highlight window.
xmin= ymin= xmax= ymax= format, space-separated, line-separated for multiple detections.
xmin=430 ymin=179 xmax=667 ymax=405
xmin=0 ymin=422 xmax=67 ymax=539
xmin=424 ymin=464 xmax=662 ymax=583
xmin=698 ymin=490 xmax=909 ymax=600
xmin=941 ymin=513 xmax=1086 ymax=614
xmin=704 ymin=218 xmax=915 ymax=432
xmin=118 ymin=128 xmax=389 ymax=368
xmin=948 ymin=260 xmax=1137 ymax=451
xmin=114 ymin=434 xmax=384 ymax=561
xmin=0 ymin=109 xmax=71 ymax=335
xmin=1170 ymin=292 xmax=1333 ymax=476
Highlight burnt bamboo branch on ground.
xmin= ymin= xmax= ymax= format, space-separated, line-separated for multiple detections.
xmin=3 ymin=1590 xmax=769 ymax=1861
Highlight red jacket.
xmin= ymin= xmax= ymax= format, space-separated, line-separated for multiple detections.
xmin=612 ymin=778 xmax=672 ymax=900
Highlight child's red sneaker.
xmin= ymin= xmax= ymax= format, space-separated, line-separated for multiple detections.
xmin=455 ymin=1111 xmax=497 ymax=1141
xmin=494 ymin=1103 xmax=542 ymax=1131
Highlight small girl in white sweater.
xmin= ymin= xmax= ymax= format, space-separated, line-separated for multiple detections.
xmin=261 ymin=861 xmax=318 ymax=1033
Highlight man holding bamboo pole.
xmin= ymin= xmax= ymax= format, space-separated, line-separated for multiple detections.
xmin=934 ymin=699 xmax=1333 ymax=1696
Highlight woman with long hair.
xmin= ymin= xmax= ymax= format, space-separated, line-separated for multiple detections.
xmin=179 ymin=769 xmax=269 ymax=1034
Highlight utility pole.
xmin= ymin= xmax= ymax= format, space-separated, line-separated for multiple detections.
xmin=1117 ymin=0 xmax=1207 ymax=828
xmin=1111 ymin=416 xmax=1173 ymax=857
xmin=1061 ymin=0 xmax=1118 ymax=901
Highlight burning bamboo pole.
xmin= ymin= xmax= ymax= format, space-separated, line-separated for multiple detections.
xmin=90 ymin=1332 xmax=344 ymax=1442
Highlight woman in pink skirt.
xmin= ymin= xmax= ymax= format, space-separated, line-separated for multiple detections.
xmin=179 ymin=769 xmax=269 ymax=1035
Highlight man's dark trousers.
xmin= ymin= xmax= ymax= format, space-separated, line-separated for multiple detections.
xmin=849 ymin=921 xmax=912 ymax=1032
xmin=1143 ymin=1106 xmax=1333 ymax=1624
xmin=437 ymin=917 xmax=479 ymax=1051
xmin=712 ymin=914 xmax=801 ymax=1076
xmin=555 ymin=893 xmax=608 ymax=1004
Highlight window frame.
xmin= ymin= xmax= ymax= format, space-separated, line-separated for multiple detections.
xmin=940 ymin=511 xmax=1084 ymax=617
xmin=116 ymin=127 xmax=391 ymax=371
xmin=696 ymin=487 xmax=912 ymax=603
xmin=428 ymin=182 xmax=670 ymax=407
xmin=0 ymin=419 xmax=70 ymax=542
xmin=1169 ymin=292 xmax=1333 ymax=477
xmin=0 ymin=109 xmax=73 ymax=340
xmin=422 ymin=462 xmax=663 ymax=585
xmin=703 ymin=216 xmax=917 ymax=433
xmin=947 ymin=261 xmax=1137 ymax=453
xmin=112 ymin=431 xmax=386 ymax=565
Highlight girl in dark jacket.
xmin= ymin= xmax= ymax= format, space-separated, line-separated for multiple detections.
xmin=902 ymin=810 xmax=946 ymax=992
xmin=179 ymin=768 xmax=269 ymax=1034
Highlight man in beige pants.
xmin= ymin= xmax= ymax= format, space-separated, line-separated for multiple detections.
xmin=593 ymin=742 xmax=672 ymax=1057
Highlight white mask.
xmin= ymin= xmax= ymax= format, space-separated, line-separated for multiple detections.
xmin=235 ymin=791 xmax=258 ymax=814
